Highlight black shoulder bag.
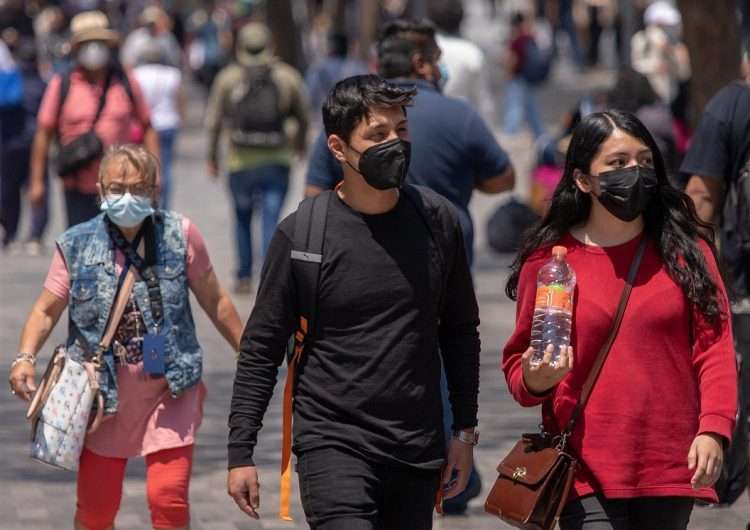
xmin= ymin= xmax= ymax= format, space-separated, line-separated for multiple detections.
xmin=56 ymin=71 xmax=112 ymax=178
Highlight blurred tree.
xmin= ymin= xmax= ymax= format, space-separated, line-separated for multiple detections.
xmin=357 ymin=0 xmax=380 ymax=62
xmin=267 ymin=0 xmax=306 ymax=71
xmin=676 ymin=0 xmax=741 ymax=127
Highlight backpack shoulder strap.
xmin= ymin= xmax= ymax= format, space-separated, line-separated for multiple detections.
xmin=55 ymin=70 xmax=72 ymax=130
xmin=401 ymin=184 xmax=451 ymax=312
xmin=280 ymin=190 xmax=332 ymax=522
xmin=290 ymin=190 xmax=332 ymax=341
xmin=118 ymin=68 xmax=137 ymax=108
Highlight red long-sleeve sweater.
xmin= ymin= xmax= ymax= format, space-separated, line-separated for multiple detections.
xmin=502 ymin=233 xmax=737 ymax=502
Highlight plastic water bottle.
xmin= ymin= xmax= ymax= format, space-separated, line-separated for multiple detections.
xmin=530 ymin=246 xmax=576 ymax=367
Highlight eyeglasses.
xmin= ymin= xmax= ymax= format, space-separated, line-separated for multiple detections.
xmin=103 ymin=183 xmax=154 ymax=197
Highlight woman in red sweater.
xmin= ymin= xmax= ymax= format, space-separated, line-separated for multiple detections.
xmin=503 ymin=110 xmax=737 ymax=529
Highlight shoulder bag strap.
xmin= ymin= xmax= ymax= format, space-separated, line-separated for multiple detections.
xmin=562 ymin=236 xmax=648 ymax=436
xmin=96 ymin=238 xmax=145 ymax=362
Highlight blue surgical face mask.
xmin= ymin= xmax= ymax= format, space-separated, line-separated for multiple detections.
xmin=100 ymin=192 xmax=155 ymax=228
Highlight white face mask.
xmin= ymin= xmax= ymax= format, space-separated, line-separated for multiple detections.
xmin=77 ymin=41 xmax=111 ymax=70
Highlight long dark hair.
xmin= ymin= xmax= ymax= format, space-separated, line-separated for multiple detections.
xmin=506 ymin=110 xmax=724 ymax=321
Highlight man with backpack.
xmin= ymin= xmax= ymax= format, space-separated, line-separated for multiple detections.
xmin=502 ymin=11 xmax=549 ymax=140
xmin=29 ymin=10 xmax=157 ymax=228
xmin=680 ymin=43 xmax=750 ymax=510
xmin=227 ymin=74 xmax=480 ymax=529
xmin=205 ymin=21 xmax=309 ymax=295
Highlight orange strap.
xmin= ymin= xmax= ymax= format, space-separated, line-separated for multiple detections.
xmin=279 ymin=317 xmax=308 ymax=521
xmin=434 ymin=465 xmax=445 ymax=515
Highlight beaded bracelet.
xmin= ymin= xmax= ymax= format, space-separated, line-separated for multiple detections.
xmin=10 ymin=352 xmax=36 ymax=370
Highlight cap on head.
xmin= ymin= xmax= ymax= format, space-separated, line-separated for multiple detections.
xmin=237 ymin=22 xmax=272 ymax=65
xmin=69 ymin=10 xmax=120 ymax=49
xmin=644 ymin=1 xmax=681 ymax=27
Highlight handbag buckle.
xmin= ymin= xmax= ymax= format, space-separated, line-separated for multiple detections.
xmin=512 ymin=466 xmax=527 ymax=480
xmin=556 ymin=432 xmax=570 ymax=451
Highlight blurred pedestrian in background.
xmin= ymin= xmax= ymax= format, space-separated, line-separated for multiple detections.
xmin=0 ymin=39 xmax=48 ymax=255
xmin=186 ymin=4 xmax=232 ymax=93
xmin=205 ymin=21 xmax=309 ymax=295
xmin=34 ymin=5 xmax=70 ymax=78
xmin=502 ymin=11 xmax=549 ymax=141
xmin=133 ymin=41 xmax=186 ymax=211
xmin=29 ymin=10 xmax=158 ymax=228
xmin=428 ymin=0 xmax=487 ymax=109
xmin=631 ymin=1 xmax=691 ymax=118
xmin=8 ymin=144 xmax=243 ymax=530
xmin=553 ymin=0 xmax=584 ymax=69
xmin=304 ymin=31 xmax=367 ymax=120
xmin=121 ymin=5 xmax=181 ymax=69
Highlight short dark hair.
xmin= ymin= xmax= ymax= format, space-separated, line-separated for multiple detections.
xmin=427 ymin=0 xmax=464 ymax=34
xmin=328 ymin=31 xmax=349 ymax=58
xmin=376 ymin=18 xmax=438 ymax=78
xmin=322 ymin=74 xmax=416 ymax=142
xmin=511 ymin=11 xmax=526 ymax=28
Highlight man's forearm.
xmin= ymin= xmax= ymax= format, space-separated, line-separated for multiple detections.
xmin=440 ymin=326 xmax=481 ymax=430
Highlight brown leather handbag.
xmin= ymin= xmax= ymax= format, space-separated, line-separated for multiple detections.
xmin=485 ymin=238 xmax=647 ymax=530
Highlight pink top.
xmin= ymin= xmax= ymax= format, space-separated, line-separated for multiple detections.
xmin=44 ymin=217 xmax=213 ymax=458
xmin=37 ymin=67 xmax=151 ymax=195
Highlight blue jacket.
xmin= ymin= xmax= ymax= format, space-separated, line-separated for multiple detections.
xmin=57 ymin=212 xmax=203 ymax=413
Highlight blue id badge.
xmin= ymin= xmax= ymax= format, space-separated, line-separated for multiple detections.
xmin=142 ymin=334 xmax=166 ymax=375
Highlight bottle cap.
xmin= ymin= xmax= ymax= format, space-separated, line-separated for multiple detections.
xmin=552 ymin=246 xmax=567 ymax=258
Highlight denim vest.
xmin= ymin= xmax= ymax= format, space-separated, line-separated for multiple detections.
xmin=57 ymin=212 xmax=203 ymax=413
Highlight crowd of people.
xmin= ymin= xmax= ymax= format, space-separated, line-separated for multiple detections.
xmin=3 ymin=1 xmax=750 ymax=530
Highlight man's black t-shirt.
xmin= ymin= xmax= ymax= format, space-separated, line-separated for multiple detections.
xmin=228 ymin=189 xmax=480 ymax=470
xmin=680 ymin=81 xmax=750 ymax=296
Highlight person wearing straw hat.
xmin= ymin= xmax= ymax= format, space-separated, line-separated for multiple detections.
xmin=29 ymin=10 xmax=158 ymax=229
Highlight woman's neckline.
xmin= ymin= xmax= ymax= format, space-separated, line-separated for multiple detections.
xmin=564 ymin=230 xmax=644 ymax=254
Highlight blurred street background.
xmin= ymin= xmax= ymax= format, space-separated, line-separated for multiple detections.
xmin=2 ymin=0 xmax=750 ymax=528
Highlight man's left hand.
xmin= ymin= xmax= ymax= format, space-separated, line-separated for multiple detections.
xmin=442 ymin=435 xmax=474 ymax=499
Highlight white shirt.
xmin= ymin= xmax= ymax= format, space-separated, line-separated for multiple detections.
xmin=436 ymin=33 xmax=486 ymax=109
xmin=133 ymin=64 xmax=182 ymax=131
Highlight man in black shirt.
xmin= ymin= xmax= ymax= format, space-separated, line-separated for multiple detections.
xmin=680 ymin=45 xmax=750 ymax=508
xmin=227 ymin=75 xmax=480 ymax=529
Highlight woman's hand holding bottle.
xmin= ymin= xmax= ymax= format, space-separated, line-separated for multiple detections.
xmin=521 ymin=344 xmax=574 ymax=395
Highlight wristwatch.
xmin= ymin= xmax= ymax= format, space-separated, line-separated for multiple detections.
xmin=453 ymin=429 xmax=479 ymax=446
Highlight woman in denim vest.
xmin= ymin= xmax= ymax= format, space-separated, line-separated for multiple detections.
xmin=8 ymin=144 xmax=243 ymax=530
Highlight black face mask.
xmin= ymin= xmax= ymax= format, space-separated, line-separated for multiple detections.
xmin=594 ymin=165 xmax=658 ymax=222
xmin=346 ymin=138 xmax=411 ymax=190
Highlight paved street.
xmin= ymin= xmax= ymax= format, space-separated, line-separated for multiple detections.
xmin=2 ymin=7 xmax=750 ymax=528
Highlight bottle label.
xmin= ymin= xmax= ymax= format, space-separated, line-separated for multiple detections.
xmin=535 ymin=284 xmax=572 ymax=311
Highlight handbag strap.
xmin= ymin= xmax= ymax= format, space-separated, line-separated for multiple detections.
xmin=562 ymin=236 xmax=647 ymax=436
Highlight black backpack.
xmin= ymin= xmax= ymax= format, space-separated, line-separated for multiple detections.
xmin=520 ymin=38 xmax=552 ymax=85
xmin=721 ymin=155 xmax=750 ymax=271
xmin=228 ymin=64 xmax=286 ymax=148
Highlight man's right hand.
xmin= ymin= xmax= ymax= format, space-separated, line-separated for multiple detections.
xmin=29 ymin=181 xmax=45 ymax=209
xmin=227 ymin=466 xmax=260 ymax=519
